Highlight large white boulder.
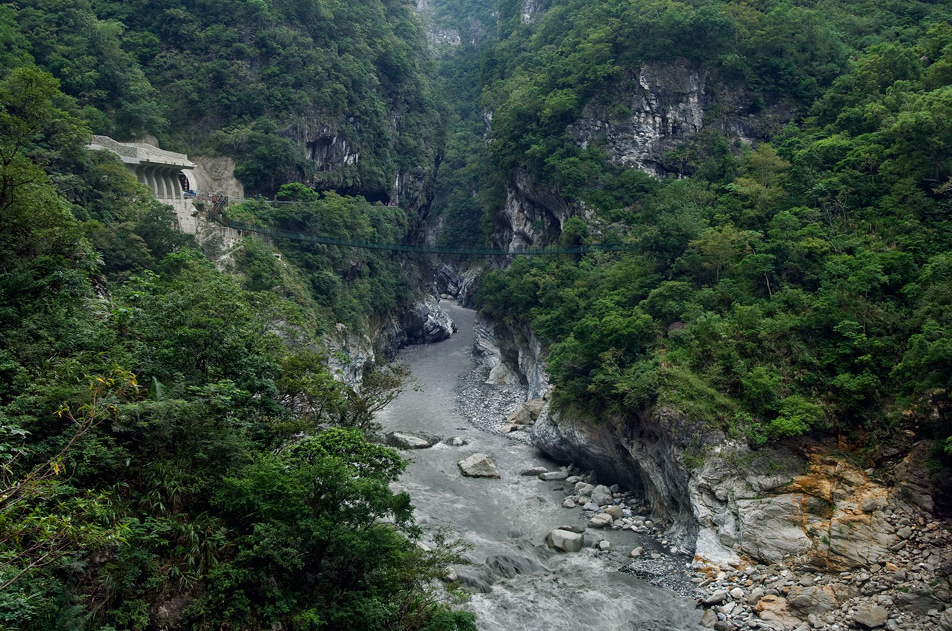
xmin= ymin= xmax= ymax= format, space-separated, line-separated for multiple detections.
xmin=458 ymin=453 xmax=500 ymax=478
xmin=546 ymin=529 xmax=584 ymax=552
xmin=386 ymin=432 xmax=433 ymax=449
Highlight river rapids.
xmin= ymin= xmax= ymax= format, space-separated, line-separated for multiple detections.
xmin=376 ymin=301 xmax=701 ymax=630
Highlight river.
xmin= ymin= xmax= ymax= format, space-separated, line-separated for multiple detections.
xmin=376 ymin=301 xmax=702 ymax=630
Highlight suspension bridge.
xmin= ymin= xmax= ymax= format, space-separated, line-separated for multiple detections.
xmin=206 ymin=197 xmax=629 ymax=257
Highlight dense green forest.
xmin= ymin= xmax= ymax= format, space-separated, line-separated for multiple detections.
xmin=2 ymin=0 xmax=444 ymax=199
xmin=224 ymin=186 xmax=415 ymax=332
xmin=473 ymin=1 xmax=952 ymax=480
xmin=5 ymin=0 xmax=952 ymax=626
xmin=0 ymin=1 xmax=477 ymax=629
xmin=422 ymin=1 xmax=498 ymax=249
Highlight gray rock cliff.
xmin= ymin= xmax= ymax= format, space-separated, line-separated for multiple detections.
xmin=568 ymin=59 xmax=794 ymax=177
xmin=283 ymin=113 xmax=439 ymax=220
xmin=478 ymin=315 xmax=940 ymax=574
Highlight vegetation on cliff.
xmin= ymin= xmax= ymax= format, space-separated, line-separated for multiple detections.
xmin=472 ymin=1 xmax=952 ymax=473
xmin=3 ymin=0 xmax=444 ymax=199
xmin=0 ymin=15 xmax=472 ymax=631
xmin=224 ymin=183 xmax=414 ymax=332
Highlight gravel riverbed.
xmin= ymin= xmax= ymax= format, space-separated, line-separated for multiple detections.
xmin=453 ymin=362 xmax=698 ymax=597
xmin=454 ymin=365 xmax=529 ymax=439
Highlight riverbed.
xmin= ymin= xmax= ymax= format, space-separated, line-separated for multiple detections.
xmin=375 ymin=301 xmax=702 ymax=630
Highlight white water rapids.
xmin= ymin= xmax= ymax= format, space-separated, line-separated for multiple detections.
xmin=376 ymin=301 xmax=702 ymax=630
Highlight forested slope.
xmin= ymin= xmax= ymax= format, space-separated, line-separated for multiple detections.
xmin=0 ymin=2 xmax=474 ymax=629
xmin=471 ymin=0 xmax=952 ymax=485
xmin=3 ymin=0 xmax=444 ymax=201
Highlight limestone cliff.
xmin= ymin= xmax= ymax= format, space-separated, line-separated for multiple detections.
xmin=414 ymin=0 xmax=495 ymax=54
xmin=284 ymin=116 xmax=441 ymax=222
xmin=490 ymin=59 xmax=793 ymax=250
xmin=490 ymin=167 xmax=575 ymax=251
xmin=472 ymin=315 xmax=550 ymax=399
xmin=530 ymin=396 xmax=943 ymax=577
xmin=327 ymin=295 xmax=457 ymax=387
xmin=475 ymin=309 xmax=943 ymax=577
xmin=568 ymin=59 xmax=793 ymax=178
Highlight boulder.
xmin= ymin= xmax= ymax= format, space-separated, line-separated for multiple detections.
xmin=520 ymin=467 xmax=548 ymax=476
xmin=575 ymin=482 xmax=595 ymax=496
xmin=939 ymin=608 xmax=952 ymax=631
xmin=629 ymin=547 xmax=644 ymax=558
xmin=591 ymin=485 xmax=613 ymax=505
xmin=458 ymin=453 xmax=500 ymax=478
xmin=894 ymin=591 xmax=944 ymax=615
xmin=754 ymin=595 xmax=802 ymax=629
xmin=562 ymin=498 xmax=576 ymax=508
xmin=506 ymin=406 xmax=534 ymax=426
xmin=546 ymin=529 xmax=583 ymax=552
xmin=602 ymin=505 xmax=623 ymax=521
xmin=853 ymin=603 xmax=888 ymax=628
xmin=447 ymin=436 xmax=467 ymax=446
xmin=588 ymin=513 xmax=613 ymax=528
xmin=703 ymin=591 xmax=729 ymax=606
xmin=441 ymin=566 xmax=458 ymax=582
xmin=788 ymin=586 xmax=838 ymax=615
xmin=597 ymin=540 xmax=612 ymax=551
xmin=386 ymin=432 xmax=434 ymax=449
xmin=525 ymin=398 xmax=547 ymax=418
xmin=700 ymin=609 xmax=717 ymax=628
xmin=539 ymin=470 xmax=568 ymax=481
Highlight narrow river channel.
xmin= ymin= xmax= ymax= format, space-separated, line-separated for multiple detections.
xmin=376 ymin=301 xmax=702 ymax=630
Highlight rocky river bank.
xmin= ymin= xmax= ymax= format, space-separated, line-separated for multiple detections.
xmin=449 ymin=349 xmax=952 ymax=631
xmin=376 ymin=302 xmax=702 ymax=630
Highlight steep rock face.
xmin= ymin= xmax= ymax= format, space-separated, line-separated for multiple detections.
xmin=401 ymin=295 xmax=457 ymax=345
xmin=299 ymin=125 xmax=361 ymax=170
xmin=533 ymin=402 xmax=936 ymax=573
xmin=480 ymin=308 xmax=940 ymax=572
xmin=374 ymin=295 xmax=457 ymax=358
xmin=473 ymin=315 xmax=550 ymax=398
xmin=416 ymin=0 xmax=462 ymax=52
xmin=472 ymin=315 xmax=521 ymax=386
xmin=326 ymin=325 xmax=378 ymax=388
xmin=435 ymin=263 xmax=481 ymax=307
xmin=492 ymin=167 xmax=573 ymax=250
xmin=521 ymin=0 xmax=550 ymax=24
xmin=531 ymin=405 xmax=705 ymax=553
xmin=415 ymin=0 xmax=493 ymax=53
xmin=492 ymin=60 xmax=792 ymax=251
xmin=284 ymin=116 xmax=439 ymax=220
xmin=690 ymin=445 xmax=922 ymax=571
xmin=190 ymin=156 xmax=245 ymax=199
xmin=568 ymin=59 xmax=794 ymax=177
xmin=328 ymin=296 xmax=456 ymax=386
